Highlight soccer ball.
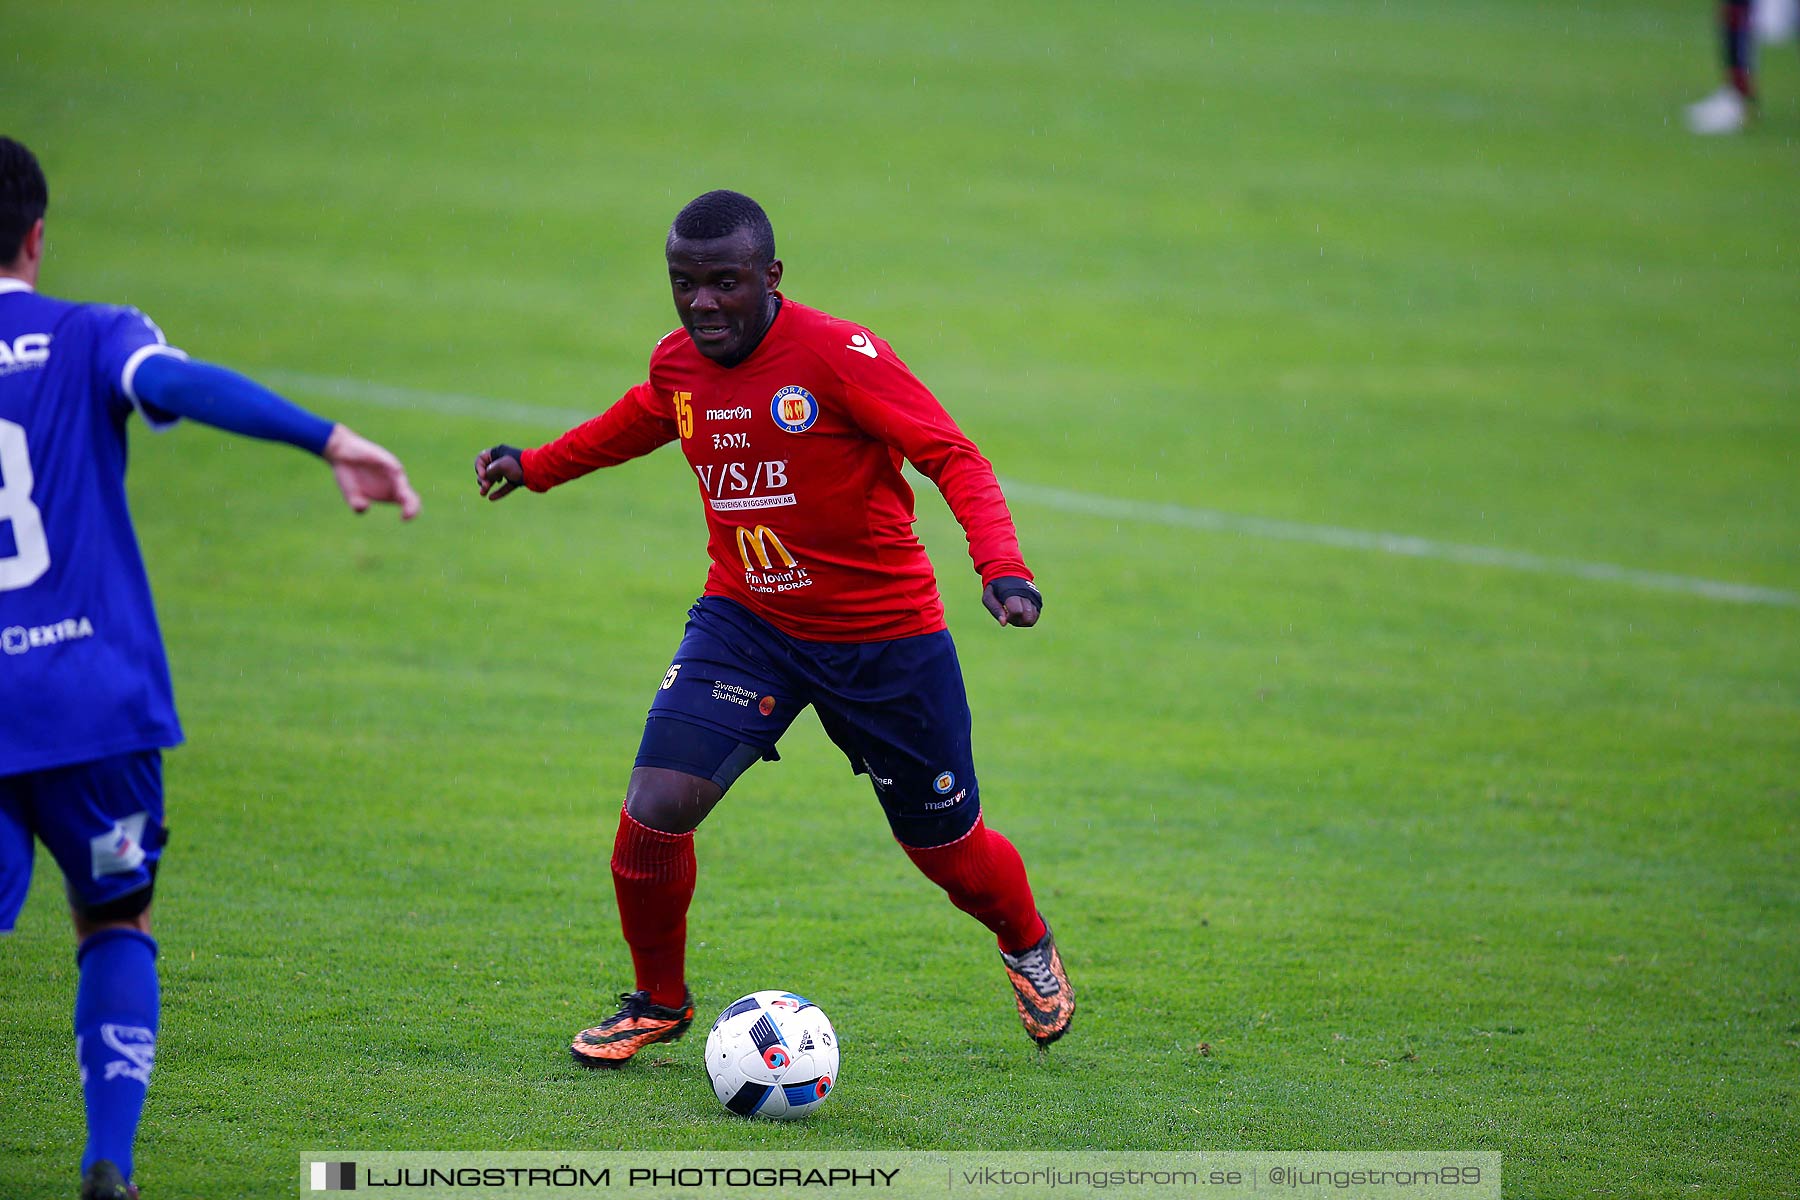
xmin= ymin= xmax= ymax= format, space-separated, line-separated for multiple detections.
xmin=705 ymin=991 xmax=839 ymax=1120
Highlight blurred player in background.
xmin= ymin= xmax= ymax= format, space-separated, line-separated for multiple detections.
xmin=0 ymin=136 xmax=419 ymax=1200
xmin=474 ymin=189 xmax=1074 ymax=1071
xmin=1687 ymin=0 xmax=1798 ymax=133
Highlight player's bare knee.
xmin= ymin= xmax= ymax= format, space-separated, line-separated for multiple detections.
xmin=71 ymin=887 xmax=154 ymax=940
xmin=626 ymin=766 xmax=723 ymax=834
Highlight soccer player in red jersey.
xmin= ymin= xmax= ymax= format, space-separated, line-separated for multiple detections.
xmin=474 ymin=190 xmax=1072 ymax=1066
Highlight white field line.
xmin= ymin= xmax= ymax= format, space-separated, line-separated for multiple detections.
xmin=263 ymin=369 xmax=598 ymax=430
xmin=998 ymin=482 xmax=1799 ymax=609
xmin=263 ymin=369 xmax=1800 ymax=610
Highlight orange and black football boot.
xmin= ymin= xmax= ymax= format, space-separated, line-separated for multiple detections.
xmin=570 ymin=990 xmax=696 ymax=1068
xmin=1000 ymin=924 xmax=1075 ymax=1047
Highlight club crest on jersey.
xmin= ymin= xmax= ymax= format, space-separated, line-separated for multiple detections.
xmin=770 ymin=386 xmax=819 ymax=434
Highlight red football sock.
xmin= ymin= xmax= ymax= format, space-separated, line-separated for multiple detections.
xmin=902 ymin=816 xmax=1047 ymax=955
xmin=611 ymin=807 xmax=696 ymax=1008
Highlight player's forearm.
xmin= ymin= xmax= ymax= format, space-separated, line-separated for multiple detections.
xmin=881 ymin=434 xmax=1028 ymax=581
xmin=130 ymin=355 xmax=335 ymax=453
xmin=964 ymin=515 xmax=1032 ymax=587
xmin=925 ymin=451 xmax=1031 ymax=584
xmin=520 ymin=421 xmax=664 ymax=490
xmin=521 ymin=386 xmax=675 ymax=491
xmin=840 ymin=375 xmax=1028 ymax=579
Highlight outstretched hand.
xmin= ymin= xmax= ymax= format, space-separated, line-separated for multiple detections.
xmin=324 ymin=424 xmax=421 ymax=520
xmin=981 ymin=576 xmax=1042 ymax=628
xmin=474 ymin=443 xmax=525 ymax=501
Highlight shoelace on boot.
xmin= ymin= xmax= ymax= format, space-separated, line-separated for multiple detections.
xmin=1009 ymin=947 xmax=1061 ymax=994
xmin=609 ymin=991 xmax=654 ymax=1021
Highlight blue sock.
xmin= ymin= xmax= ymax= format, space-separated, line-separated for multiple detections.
xmin=74 ymin=928 xmax=159 ymax=1181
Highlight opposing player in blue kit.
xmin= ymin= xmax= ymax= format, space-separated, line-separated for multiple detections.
xmin=0 ymin=137 xmax=419 ymax=1200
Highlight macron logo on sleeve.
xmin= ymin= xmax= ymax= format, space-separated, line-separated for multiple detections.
xmin=846 ymin=331 xmax=878 ymax=359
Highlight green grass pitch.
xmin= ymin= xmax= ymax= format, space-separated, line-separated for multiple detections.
xmin=2 ymin=1 xmax=1797 ymax=1196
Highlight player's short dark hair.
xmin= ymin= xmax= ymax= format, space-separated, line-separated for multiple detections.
xmin=669 ymin=190 xmax=775 ymax=265
xmin=0 ymin=137 xmax=49 ymax=265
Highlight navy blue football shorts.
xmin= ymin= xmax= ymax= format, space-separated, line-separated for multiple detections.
xmin=637 ymin=597 xmax=981 ymax=848
xmin=0 ymin=749 xmax=167 ymax=932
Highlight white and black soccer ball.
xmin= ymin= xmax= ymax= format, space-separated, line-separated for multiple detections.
xmin=705 ymin=991 xmax=839 ymax=1120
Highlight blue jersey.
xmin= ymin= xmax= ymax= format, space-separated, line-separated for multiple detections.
xmin=0 ymin=279 xmax=186 ymax=775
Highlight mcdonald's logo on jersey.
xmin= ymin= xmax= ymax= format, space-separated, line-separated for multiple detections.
xmin=735 ymin=525 xmax=797 ymax=571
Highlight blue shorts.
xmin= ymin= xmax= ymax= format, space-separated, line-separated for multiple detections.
xmin=0 ymin=750 xmax=167 ymax=932
xmin=638 ymin=597 xmax=980 ymax=848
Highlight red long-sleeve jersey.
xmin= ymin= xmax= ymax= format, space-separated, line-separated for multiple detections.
xmin=521 ymin=297 xmax=1030 ymax=641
